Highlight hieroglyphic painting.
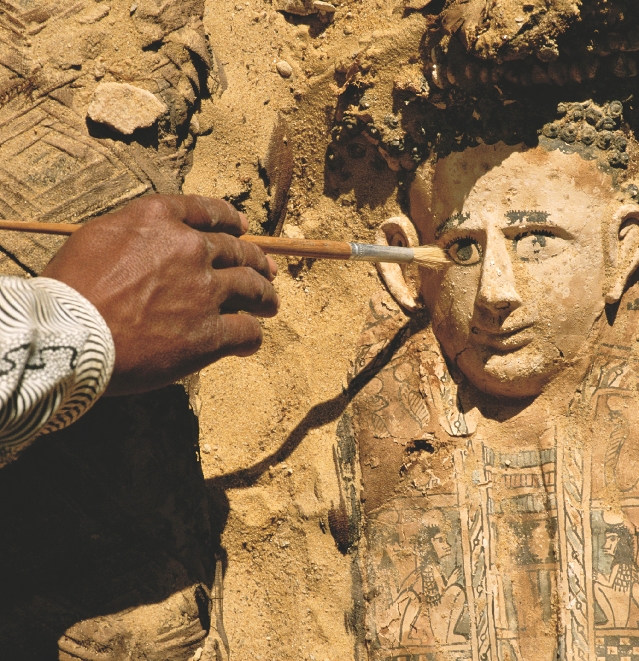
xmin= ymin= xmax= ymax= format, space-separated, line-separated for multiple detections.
xmin=347 ymin=287 xmax=639 ymax=661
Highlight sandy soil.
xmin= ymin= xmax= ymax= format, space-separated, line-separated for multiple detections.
xmin=183 ymin=0 xmax=411 ymax=658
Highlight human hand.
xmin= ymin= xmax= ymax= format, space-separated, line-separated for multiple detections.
xmin=41 ymin=194 xmax=279 ymax=396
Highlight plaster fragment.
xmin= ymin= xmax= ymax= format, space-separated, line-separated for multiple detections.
xmin=87 ymin=83 xmax=168 ymax=135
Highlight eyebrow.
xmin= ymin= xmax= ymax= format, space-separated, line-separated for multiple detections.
xmin=435 ymin=209 xmax=559 ymax=239
xmin=435 ymin=212 xmax=470 ymax=239
xmin=505 ymin=210 xmax=551 ymax=225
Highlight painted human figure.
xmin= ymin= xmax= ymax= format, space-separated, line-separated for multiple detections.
xmin=396 ymin=520 xmax=466 ymax=645
xmin=348 ymin=100 xmax=639 ymax=660
xmin=595 ymin=523 xmax=639 ymax=628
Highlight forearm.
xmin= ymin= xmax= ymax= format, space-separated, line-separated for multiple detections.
xmin=0 ymin=276 xmax=115 ymax=467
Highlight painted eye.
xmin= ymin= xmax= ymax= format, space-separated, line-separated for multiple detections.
xmin=447 ymin=238 xmax=482 ymax=265
xmin=514 ymin=231 xmax=567 ymax=261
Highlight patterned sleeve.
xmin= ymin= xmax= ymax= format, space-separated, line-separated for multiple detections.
xmin=0 ymin=276 xmax=115 ymax=468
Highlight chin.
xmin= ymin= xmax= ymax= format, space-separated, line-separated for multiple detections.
xmin=458 ymin=346 xmax=560 ymax=400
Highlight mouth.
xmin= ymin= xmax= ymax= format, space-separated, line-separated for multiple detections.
xmin=471 ymin=323 xmax=534 ymax=351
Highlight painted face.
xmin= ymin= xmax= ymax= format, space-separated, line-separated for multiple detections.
xmin=603 ymin=532 xmax=620 ymax=557
xmin=431 ymin=532 xmax=452 ymax=560
xmin=411 ymin=144 xmax=615 ymax=399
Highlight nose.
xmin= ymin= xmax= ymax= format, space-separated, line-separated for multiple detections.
xmin=476 ymin=230 xmax=522 ymax=315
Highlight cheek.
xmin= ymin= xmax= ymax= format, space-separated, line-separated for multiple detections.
xmin=521 ymin=246 xmax=605 ymax=336
xmin=424 ymin=269 xmax=479 ymax=332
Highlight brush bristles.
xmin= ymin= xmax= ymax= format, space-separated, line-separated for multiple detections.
xmin=412 ymin=245 xmax=449 ymax=269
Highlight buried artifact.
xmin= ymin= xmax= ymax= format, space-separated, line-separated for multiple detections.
xmin=337 ymin=97 xmax=639 ymax=660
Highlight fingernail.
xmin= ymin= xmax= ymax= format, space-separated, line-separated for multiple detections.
xmin=239 ymin=212 xmax=249 ymax=233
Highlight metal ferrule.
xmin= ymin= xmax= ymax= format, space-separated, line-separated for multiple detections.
xmin=349 ymin=242 xmax=414 ymax=264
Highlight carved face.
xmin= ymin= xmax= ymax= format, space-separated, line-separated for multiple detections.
xmin=411 ymin=144 xmax=618 ymax=399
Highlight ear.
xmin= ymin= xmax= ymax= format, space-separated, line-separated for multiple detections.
xmin=375 ymin=215 xmax=422 ymax=312
xmin=605 ymin=204 xmax=639 ymax=305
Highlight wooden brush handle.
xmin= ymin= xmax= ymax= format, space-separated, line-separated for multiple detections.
xmin=240 ymin=235 xmax=352 ymax=259
xmin=0 ymin=220 xmax=78 ymax=236
xmin=0 ymin=219 xmax=354 ymax=260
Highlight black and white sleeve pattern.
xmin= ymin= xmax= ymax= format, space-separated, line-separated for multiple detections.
xmin=0 ymin=276 xmax=115 ymax=468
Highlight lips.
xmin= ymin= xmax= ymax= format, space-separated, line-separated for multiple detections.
xmin=471 ymin=322 xmax=534 ymax=351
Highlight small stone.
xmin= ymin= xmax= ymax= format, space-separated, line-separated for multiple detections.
xmin=130 ymin=2 xmax=137 ymax=13
xmin=276 ymin=60 xmax=293 ymax=78
xmin=626 ymin=184 xmax=639 ymax=200
xmin=202 ymin=444 xmax=211 ymax=454
xmin=343 ymin=26 xmax=353 ymax=35
xmin=272 ymin=0 xmax=314 ymax=14
xmin=87 ymin=83 xmax=167 ymax=135
xmin=313 ymin=0 xmax=336 ymax=12
xmin=282 ymin=224 xmax=305 ymax=239
xmin=404 ymin=0 xmax=434 ymax=8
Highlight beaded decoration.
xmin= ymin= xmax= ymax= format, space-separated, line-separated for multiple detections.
xmin=541 ymin=100 xmax=629 ymax=168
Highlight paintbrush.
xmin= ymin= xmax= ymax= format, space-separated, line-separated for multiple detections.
xmin=0 ymin=219 xmax=448 ymax=269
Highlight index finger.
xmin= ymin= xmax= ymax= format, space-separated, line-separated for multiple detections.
xmin=179 ymin=195 xmax=248 ymax=236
